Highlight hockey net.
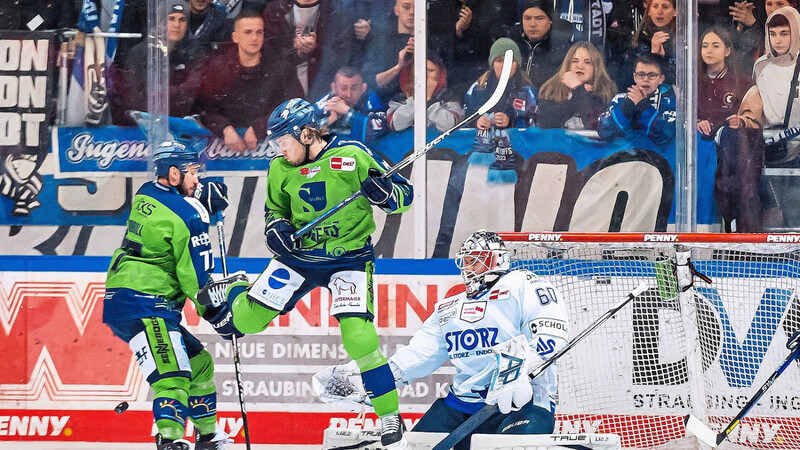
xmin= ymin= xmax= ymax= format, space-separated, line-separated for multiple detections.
xmin=498 ymin=233 xmax=800 ymax=450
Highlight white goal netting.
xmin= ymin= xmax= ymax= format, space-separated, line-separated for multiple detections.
xmin=500 ymin=233 xmax=800 ymax=449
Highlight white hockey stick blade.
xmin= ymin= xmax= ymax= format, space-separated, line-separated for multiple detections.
xmin=476 ymin=49 xmax=513 ymax=115
xmin=684 ymin=414 xmax=720 ymax=447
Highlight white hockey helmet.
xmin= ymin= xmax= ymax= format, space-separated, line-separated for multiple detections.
xmin=455 ymin=230 xmax=510 ymax=297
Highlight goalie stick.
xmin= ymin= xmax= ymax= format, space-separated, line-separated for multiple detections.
xmin=216 ymin=212 xmax=252 ymax=450
xmin=685 ymin=331 xmax=800 ymax=448
xmin=431 ymin=282 xmax=650 ymax=450
xmin=291 ymin=49 xmax=515 ymax=240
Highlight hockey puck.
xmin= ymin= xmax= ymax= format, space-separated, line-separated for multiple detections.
xmin=114 ymin=401 xmax=129 ymax=414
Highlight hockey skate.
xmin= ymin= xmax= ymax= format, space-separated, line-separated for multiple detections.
xmin=194 ymin=430 xmax=234 ymax=450
xmin=380 ymin=413 xmax=408 ymax=449
xmin=155 ymin=433 xmax=191 ymax=450
xmin=196 ymin=271 xmax=249 ymax=307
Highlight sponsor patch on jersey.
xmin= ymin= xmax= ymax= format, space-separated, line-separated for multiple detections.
xmin=299 ymin=166 xmax=321 ymax=178
xmin=460 ymin=300 xmax=486 ymax=323
xmin=513 ymin=98 xmax=526 ymax=111
xmin=330 ymin=156 xmax=356 ymax=171
xmin=488 ymin=288 xmax=509 ymax=301
xmin=438 ymin=308 xmax=457 ymax=325
xmin=437 ymin=298 xmax=458 ymax=311
xmin=190 ymin=232 xmax=211 ymax=248
xmin=529 ymin=318 xmax=568 ymax=341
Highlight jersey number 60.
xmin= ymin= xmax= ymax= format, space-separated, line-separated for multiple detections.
xmin=536 ymin=287 xmax=558 ymax=306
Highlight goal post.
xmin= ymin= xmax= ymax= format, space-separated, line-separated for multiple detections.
xmin=497 ymin=232 xmax=800 ymax=449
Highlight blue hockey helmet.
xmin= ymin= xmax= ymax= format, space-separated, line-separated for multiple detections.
xmin=266 ymin=98 xmax=317 ymax=141
xmin=152 ymin=141 xmax=203 ymax=177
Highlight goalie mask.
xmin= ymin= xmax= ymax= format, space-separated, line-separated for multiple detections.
xmin=455 ymin=230 xmax=510 ymax=297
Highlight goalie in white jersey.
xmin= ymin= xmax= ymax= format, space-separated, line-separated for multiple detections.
xmin=316 ymin=230 xmax=569 ymax=449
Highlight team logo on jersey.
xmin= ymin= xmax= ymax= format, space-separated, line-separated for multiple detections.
xmin=460 ymin=300 xmax=486 ymax=323
xmin=330 ymin=157 xmax=356 ymax=171
xmin=513 ymin=98 xmax=526 ymax=111
xmin=299 ymin=166 xmax=321 ymax=179
xmin=536 ymin=337 xmax=556 ymax=356
xmin=488 ymin=289 xmax=509 ymax=300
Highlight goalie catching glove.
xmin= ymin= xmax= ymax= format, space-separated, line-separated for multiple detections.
xmin=197 ymin=271 xmax=248 ymax=340
xmin=485 ymin=335 xmax=534 ymax=414
xmin=313 ymin=360 xmax=372 ymax=411
xmin=360 ymin=168 xmax=394 ymax=205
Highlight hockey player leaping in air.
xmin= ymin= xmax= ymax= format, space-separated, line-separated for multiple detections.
xmin=315 ymin=230 xmax=570 ymax=450
xmin=103 ymin=142 xmax=239 ymax=450
xmin=199 ymin=98 xmax=414 ymax=448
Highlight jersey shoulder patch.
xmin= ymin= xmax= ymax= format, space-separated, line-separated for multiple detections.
xmin=183 ymin=197 xmax=210 ymax=224
xmin=435 ymin=288 xmax=466 ymax=326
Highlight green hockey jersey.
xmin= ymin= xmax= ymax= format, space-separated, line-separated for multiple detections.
xmin=104 ymin=181 xmax=214 ymax=324
xmin=266 ymin=135 xmax=412 ymax=264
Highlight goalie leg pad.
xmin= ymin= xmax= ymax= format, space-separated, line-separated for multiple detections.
xmin=412 ymin=398 xmax=473 ymax=450
xmin=495 ymin=403 xmax=555 ymax=435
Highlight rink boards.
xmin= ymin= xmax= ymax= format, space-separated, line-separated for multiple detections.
xmin=2 ymin=257 xmax=800 ymax=448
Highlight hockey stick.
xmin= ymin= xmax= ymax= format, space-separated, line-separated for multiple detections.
xmin=685 ymin=332 xmax=800 ymax=447
xmin=291 ymin=49 xmax=515 ymax=240
xmin=431 ymin=282 xmax=650 ymax=450
xmin=216 ymin=212 xmax=252 ymax=450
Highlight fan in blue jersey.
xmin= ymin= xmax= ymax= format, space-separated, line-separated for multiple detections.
xmin=315 ymin=230 xmax=570 ymax=450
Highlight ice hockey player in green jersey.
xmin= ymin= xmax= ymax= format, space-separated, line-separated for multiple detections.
xmin=103 ymin=141 xmax=242 ymax=450
xmin=200 ymin=98 xmax=413 ymax=448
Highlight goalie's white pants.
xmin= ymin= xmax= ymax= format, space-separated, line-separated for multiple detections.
xmin=322 ymin=429 xmax=621 ymax=450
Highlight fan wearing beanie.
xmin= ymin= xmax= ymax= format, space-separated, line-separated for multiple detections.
xmin=464 ymin=37 xmax=538 ymax=131
xmin=112 ymin=0 xmax=206 ymax=124
xmin=507 ymin=0 xmax=573 ymax=89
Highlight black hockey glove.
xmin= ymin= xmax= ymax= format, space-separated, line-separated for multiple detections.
xmin=265 ymin=218 xmax=299 ymax=256
xmin=360 ymin=168 xmax=393 ymax=205
xmin=203 ymin=302 xmax=243 ymax=340
xmin=194 ymin=181 xmax=229 ymax=215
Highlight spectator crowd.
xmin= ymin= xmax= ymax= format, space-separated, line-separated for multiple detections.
xmin=3 ymin=0 xmax=800 ymax=231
